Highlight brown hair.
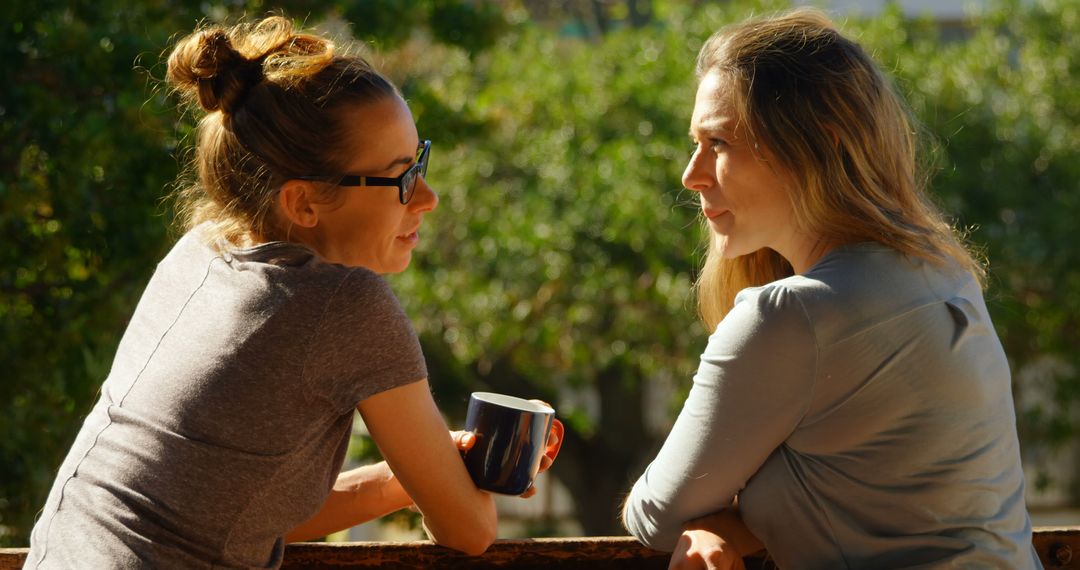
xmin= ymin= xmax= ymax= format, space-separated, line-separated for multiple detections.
xmin=166 ymin=16 xmax=400 ymax=245
xmin=692 ymin=8 xmax=985 ymax=330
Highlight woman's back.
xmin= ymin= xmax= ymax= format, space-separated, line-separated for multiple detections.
xmin=624 ymin=243 xmax=1039 ymax=568
xmin=738 ymin=243 xmax=1037 ymax=568
xmin=27 ymin=227 xmax=426 ymax=569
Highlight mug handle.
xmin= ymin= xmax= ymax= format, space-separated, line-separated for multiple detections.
xmin=540 ymin=418 xmax=564 ymax=472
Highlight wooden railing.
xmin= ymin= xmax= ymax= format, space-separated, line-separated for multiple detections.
xmin=2 ymin=528 xmax=1077 ymax=569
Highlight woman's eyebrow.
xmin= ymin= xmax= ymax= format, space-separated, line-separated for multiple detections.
xmin=690 ymin=121 xmax=734 ymax=137
xmin=380 ymin=155 xmax=413 ymax=171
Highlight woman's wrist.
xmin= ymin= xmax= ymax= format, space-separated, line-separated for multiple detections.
xmin=336 ymin=462 xmax=413 ymax=515
xmin=371 ymin=461 xmax=414 ymax=513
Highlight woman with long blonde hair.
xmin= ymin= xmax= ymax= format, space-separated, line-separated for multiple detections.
xmin=622 ymin=9 xmax=1039 ymax=569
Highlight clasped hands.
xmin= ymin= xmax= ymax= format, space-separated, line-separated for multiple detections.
xmin=668 ymin=506 xmax=764 ymax=570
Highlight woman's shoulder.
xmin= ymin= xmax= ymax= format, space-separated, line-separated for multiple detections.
xmin=802 ymin=242 xmax=977 ymax=302
xmin=732 ymin=251 xmax=852 ymax=318
xmin=177 ymin=226 xmax=406 ymax=320
xmin=759 ymin=243 xmax=983 ymax=346
xmin=333 ymin=266 xmax=402 ymax=309
xmin=735 ymin=278 xmax=813 ymax=315
xmin=203 ymin=230 xmax=394 ymax=300
xmin=726 ymin=280 xmax=817 ymax=343
xmin=707 ymin=280 xmax=819 ymax=380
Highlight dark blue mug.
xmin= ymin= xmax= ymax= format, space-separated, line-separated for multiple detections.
xmin=461 ymin=392 xmax=555 ymax=495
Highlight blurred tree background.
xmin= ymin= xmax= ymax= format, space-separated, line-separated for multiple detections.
xmin=2 ymin=0 xmax=1076 ymax=545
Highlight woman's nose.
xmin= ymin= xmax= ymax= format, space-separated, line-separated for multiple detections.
xmin=409 ymin=175 xmax=438 ymax=213
xmin=682 ymin=148 xmax=712 ymax=193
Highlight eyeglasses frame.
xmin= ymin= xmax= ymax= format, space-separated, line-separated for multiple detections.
xmin=295 ymin=139 xmax=431 ymax=205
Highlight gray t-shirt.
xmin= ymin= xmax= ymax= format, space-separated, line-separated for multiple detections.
xmin=27 ymin=226 xmax=427 ymax=569
xmin=624 ymin=243 xmax=1041 ymax=569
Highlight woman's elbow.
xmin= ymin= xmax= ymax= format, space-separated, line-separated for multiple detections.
xmin=442 ymin=527 xmax=496 ymax=556
xmin=433 ymin=518 xmax=497 ymax=555
xmin=622 ymin=492 xmax=677 ymax=551
xmin=429 ymin=499 xmax=498 ymax=555
xmin=622 ymin=512 xmax=655 ymax=549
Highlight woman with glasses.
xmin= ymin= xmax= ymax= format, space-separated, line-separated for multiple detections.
xmin=26 ymin=16 xmax=559 ymax=569
xmin=621 ymin=9 xmax=1039 ymax=570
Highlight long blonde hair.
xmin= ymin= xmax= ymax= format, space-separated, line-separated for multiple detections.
xmin=693 ymin=8 xmax=984 ymax=330
xmin=166 ymin=16 xmax=399 ymax=245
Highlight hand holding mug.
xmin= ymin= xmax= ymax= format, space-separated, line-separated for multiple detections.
xmin=460 ymin=392 xmax=560 ymax=496
xmin=454 ymin=417 xmax=561 ymax=498
xmin=451 ymin=430 xmax=478 ymax=452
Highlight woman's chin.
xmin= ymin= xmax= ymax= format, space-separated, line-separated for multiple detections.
xmin=382 ymin=253 xmax=413 ymax=274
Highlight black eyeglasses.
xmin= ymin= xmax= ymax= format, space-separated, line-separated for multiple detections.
xmin=296 ymin=140 xmax=431 ymax=205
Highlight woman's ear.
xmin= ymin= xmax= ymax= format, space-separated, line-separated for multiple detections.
xmin=277 ymin=180 xmax=320 ymax=229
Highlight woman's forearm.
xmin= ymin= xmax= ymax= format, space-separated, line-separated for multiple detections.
xmin=285 ymin=461 xmax=413 ymax=542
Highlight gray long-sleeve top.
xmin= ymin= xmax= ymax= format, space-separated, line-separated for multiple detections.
xmin=624 ymin=243 xmax=1041 ymax=569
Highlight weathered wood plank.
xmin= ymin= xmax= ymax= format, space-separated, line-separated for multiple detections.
xmin=280 ymin=537 xmax=671 ymax=569
xmin=0 ymin=550 xmax=25 ymax=570
xmin=1034 ymin=526 xmax=1080 ymax=568
xmin=1 ymin=527 xmax=1075 ymax=568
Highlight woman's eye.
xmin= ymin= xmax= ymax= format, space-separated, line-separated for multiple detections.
xmin=709 ymin=139 xmax=728 ymax=152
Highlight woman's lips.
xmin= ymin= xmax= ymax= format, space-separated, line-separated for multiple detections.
xmin=703 ymin=208 xmax=728 ymax=219
xmin=397 ymin=230 xmax=419 ymax=244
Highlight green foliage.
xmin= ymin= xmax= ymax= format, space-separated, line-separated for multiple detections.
xmin=345 ymin=0 xmax=507 ymax=54
xmin=429 ymin=0 xmax=507 ymax=54
xmin=393 ymin=19 xmax=714 ymax=527
xmin=343 ymin=0 xmax=427 ymax=48
xmin=2 ymin=0 xmax=1077 ymax=545
xmin=1 ymin=0 xmax=190 ymax=544
xmin=0 ymin=0 xmax=337 ymax=545
xmin=391 ymin=0 xmax=1079 ymax=530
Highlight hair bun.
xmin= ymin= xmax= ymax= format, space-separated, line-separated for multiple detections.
xmin=166 ymin=28 xmax=257 ymax=113
xmin=166 ymin=16 xmax=334 ymax=114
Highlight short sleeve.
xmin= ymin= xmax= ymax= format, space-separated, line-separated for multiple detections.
xmin=302 ymin=269 xmax=427 ymax=414
xmin=623 ymin=283 xmax=818 ymax=550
